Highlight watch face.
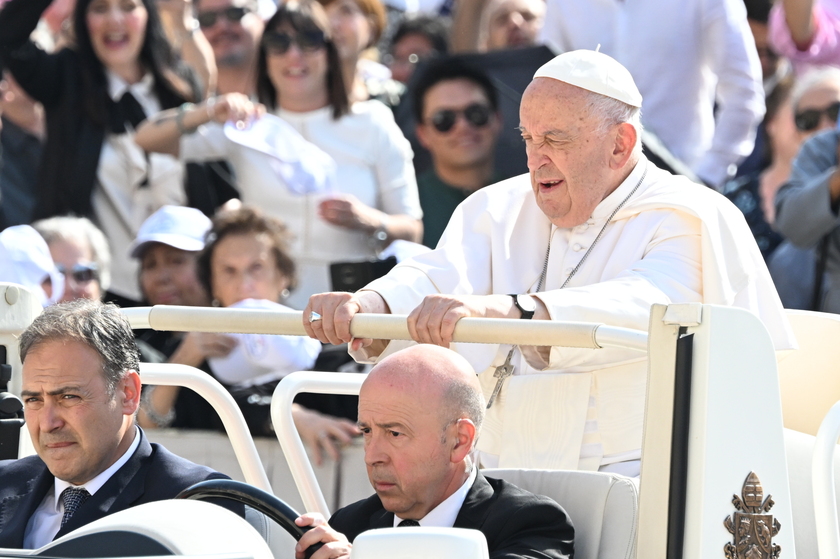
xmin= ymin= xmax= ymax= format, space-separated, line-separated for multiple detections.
xmin=517 ymin=294 xmax=536 ymax=313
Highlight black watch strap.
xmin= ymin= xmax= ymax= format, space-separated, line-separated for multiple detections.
xmin=509 ymin=294 xmax=536 ymax=320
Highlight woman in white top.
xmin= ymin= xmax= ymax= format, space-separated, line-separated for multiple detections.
xmin=135 ymin=1 xmax=422 ymax=309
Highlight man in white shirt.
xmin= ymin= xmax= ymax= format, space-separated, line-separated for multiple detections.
xmin=295 ymin=344 xmax=574 ymax=559
xmin=303 ymin=50 xmax=794 ymax=475
xmin=0 ymin=299 xmax=235 ymax=549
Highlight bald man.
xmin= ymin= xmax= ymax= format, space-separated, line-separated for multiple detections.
xmin=294 ymin=345 xmax=574 ymax=559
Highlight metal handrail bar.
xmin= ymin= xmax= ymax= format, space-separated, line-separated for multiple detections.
xmin=271 ymin=372 xmax=365 ymax=517
xmin=813 ymin=400 xmax=840 ymax=559
xmin=122 ymin=306 xmax=648 ymax=352
xmin=139 ymin=363 xmax=273 ymax=493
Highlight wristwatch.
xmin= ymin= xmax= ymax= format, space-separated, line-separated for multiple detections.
xmin=509 ymin=294 xmax=536 ymax=320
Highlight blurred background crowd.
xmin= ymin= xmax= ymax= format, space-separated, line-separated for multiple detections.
xmin=0 ymin=0 xmax=838 ymax=458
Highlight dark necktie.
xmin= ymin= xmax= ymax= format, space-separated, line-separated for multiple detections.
xmin=110 ymin=90 xmax=148 ymax=134
xmin=60 ymin=487 xmax=91 ymax=528
xmin=398 ymin=519 xmax=420 ymax=527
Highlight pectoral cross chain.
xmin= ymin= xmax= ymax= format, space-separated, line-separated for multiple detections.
xmin=487 ymin=348 xmax=515 ymax=409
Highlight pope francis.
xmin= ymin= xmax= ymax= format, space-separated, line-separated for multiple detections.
xmin=302 ymin=50 xmax=795 ymax=476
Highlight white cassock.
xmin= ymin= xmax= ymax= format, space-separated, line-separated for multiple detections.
xmin=352 ymin=157 xmax=796 ymax=470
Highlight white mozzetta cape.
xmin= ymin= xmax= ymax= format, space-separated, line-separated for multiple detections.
xmin=357 ymin=158 xmax=795 ymax=469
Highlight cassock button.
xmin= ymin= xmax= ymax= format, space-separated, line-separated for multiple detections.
xmin=576 ymin=223 xmax=589 ymax=232
xmin=572 ymin=243 xmax=583 ymax=252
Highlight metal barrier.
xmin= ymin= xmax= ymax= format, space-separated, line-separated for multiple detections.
xmin=122 ymin=306 xmax=648 ymax=351
xmin=139 ymin=363 xmax=273 ymax=493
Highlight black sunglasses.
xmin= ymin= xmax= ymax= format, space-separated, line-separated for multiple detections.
xmin=197 ymin=6 xmax=250 ymax=29
xmin=429 ymin=103 xmax=492 ymax=133
xmin=794 ymin=101 xmax=840 ymax=131
xmin=57 ymin=263 xmax=99 ymax=284
xmin=262 ymin=30 xmax=327 ymax=55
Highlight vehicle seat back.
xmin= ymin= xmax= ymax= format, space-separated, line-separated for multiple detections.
xmin=778 ymin=310 xmax=840 ymax=436
xmin=482 ymin=469 xmax=638 ymax=559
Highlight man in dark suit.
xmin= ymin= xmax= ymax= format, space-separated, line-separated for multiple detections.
xmin=0 ymin=299 xmax=235 ymax=549
xmin=294 ymin=344 xmax=574 ymax=559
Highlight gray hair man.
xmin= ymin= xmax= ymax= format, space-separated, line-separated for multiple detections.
xmin=0 ymin=299 xmax=235 ymax=549
xmin=33 ymin=216 xmax=111 ymax=303
xmin=303 ymin=50 xmax=794 ymax=475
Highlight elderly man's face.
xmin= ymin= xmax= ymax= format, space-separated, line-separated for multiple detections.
xmin=49 ymin=238 xmax=102 ymax=303
xmin=520 ymin=78 xmax=620 ymax=228
xmin=22 ymin=340 xmax=139 ymax=485
xmin=358 ymin=376 xmax=459 ymax=519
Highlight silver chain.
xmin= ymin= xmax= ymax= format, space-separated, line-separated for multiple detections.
xmin=536 ymin=163 xmax=648 ymax=292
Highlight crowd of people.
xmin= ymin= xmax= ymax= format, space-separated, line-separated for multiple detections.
xmin=0 ymin=0 xmax=831 ymax=554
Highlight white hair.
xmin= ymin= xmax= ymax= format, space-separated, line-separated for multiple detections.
xmin=32 ymin=216 xmax=112 ymax=291
xmin=582 ymin=90 xmax=644 ymax=151
xmin=791 ymin=66 xmax=840 ymax=111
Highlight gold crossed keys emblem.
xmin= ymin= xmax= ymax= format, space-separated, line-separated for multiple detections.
xmin=724 ymin=472 xmax=781 ymax=559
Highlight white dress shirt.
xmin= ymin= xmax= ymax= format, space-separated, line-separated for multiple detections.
xmin=92 ymin=71 xmax=186 ymax=301
xmin=538 ymin=0 xmax=764 ymax=188
xmin=393 ymin=467 xmax=477 ymax=527
xmin=23 ymin=427 xmax=141 ymax=549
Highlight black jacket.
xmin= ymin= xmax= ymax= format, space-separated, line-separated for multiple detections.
xmin=0 ymin=428 xmax=235 ymax=549
xmin=329 ymin=472 xmax=575 ymax=559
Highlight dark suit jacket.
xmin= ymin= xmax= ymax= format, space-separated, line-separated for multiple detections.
xmin=329 ymin=472 xmax=575 ymax=559
xmin=0 ymin=428 xmax=233 ymax=549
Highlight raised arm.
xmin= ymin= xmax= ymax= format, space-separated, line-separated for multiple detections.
xmin=157 ymin=0 xmax=217 ymax=96
xmin=134 ymin=93 xmax=262 ymax=156
xmin=0 ymin=0 xmax=67 ymax=106
xmin=782 ymin=0 xmax=818 ymax=49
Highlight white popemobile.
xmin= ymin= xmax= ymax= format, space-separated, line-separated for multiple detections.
xmin=1 ymin=282 xmax=840 ymax=559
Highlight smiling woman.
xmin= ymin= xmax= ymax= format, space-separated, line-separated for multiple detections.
xmin=0 ymin=0 xmax=215 ymax=304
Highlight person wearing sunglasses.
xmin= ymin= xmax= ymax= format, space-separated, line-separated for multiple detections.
xmin=195 ymin=0 xmax=263 ymax=96
xmin=774 ymin=67 xmax=840 ymax=313
xmin=136 ymin=1 xmax=421 ymax=310
xmin=413 ymin=57 xmax=502 ymax=248
xmin=32 ymin=216 xmax=112 ymax=304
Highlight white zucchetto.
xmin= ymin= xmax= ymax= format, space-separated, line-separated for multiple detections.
xmin=534 ymin=49 xmax=643 ymax=108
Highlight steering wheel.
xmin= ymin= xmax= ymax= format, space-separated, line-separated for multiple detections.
xmin=176 ymin=479 xmax=324 ymax=559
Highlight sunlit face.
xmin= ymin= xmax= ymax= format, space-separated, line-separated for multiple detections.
xmin=416 ymin=78 xmax=501 ymax=173
xmin=22 ymin=340 xmax=139 ymax=485
xmin=324 ymin=0 xmax=373 ymax=62
xmin=358 ymin=377 xmax=459 ymax=519
xmin=795 ymin=80 xmax=840 ymax=136
xmin=85 ymin=0 xmax=148 ymax=79
xmin=139 ymin=243 xmax=209 ymax=307
xmin=519 ymin=78 xmax=620 ymax=228
xmin=486 ymin=0 xmax=544 ymax=51
xmin=198 ymin=0 xmax=263 ymax=68
xmin=210 ymin=233 xmax=290 ymax=307
xmin=266 ymin=24 xmax=330 ymax=111
xmin=48 ymin=237 xmax=102 ymax=303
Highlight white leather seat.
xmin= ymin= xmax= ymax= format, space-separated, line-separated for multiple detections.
xmin=778 ymin=310 xmax=840 ymax=436
xmin=482 ymin=469 xmax=638 ymax=559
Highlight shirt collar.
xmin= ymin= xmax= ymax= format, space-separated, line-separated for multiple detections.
xmin=589 ymin=155 xmax=649 ymax=222
xmin=52 ymin=426 xmax=140 ymax=510
xmin=393 ymin=466 xmax=477 ymax=528
xmin=107 ymin=71 xmax=154 ymax=103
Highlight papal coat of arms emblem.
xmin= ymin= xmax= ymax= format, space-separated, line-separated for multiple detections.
xmin=724 ymin=471 xmax=781 ymax=559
